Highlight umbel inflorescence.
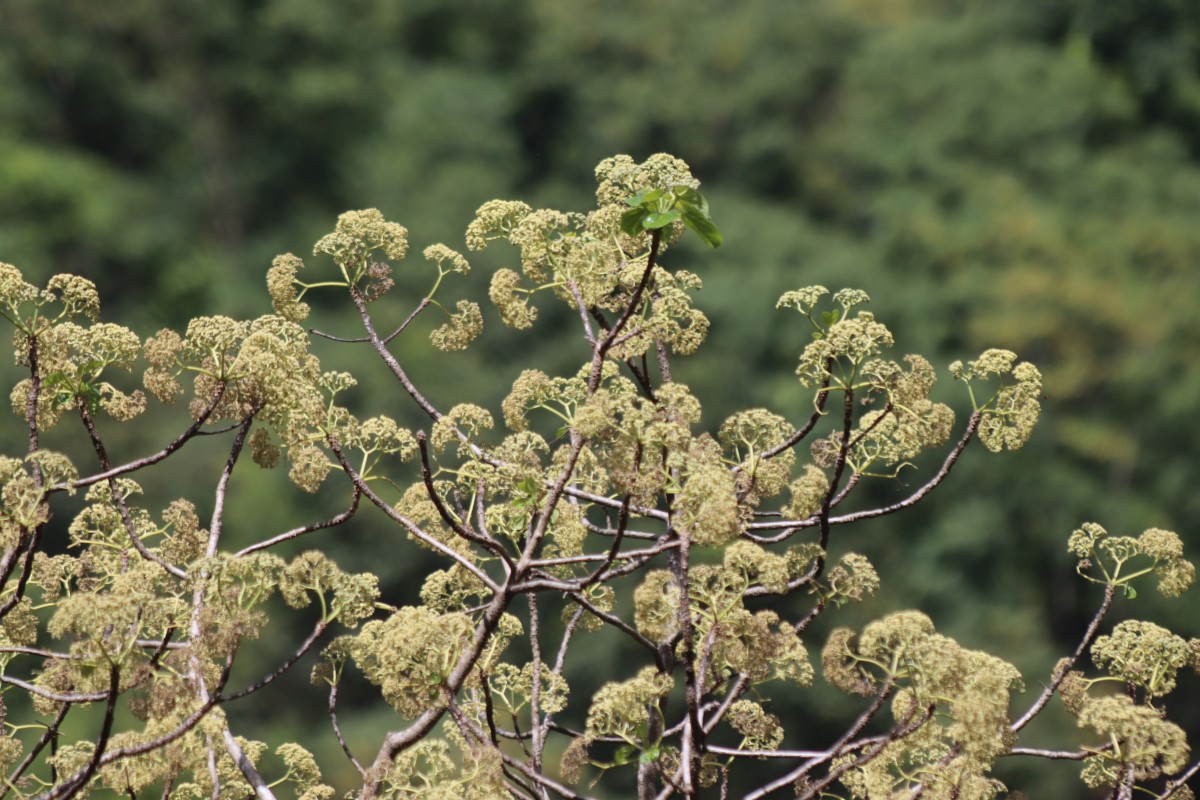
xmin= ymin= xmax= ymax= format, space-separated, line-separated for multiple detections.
xmin=0 ymin=154 xmax=1195 ymax=799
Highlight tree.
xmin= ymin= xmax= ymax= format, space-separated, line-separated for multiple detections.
xmin=0 ymin=153 xmax=1195 ymax=800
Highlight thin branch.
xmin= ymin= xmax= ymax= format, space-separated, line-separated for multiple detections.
xmin=4 ymin=703 xmax=70 ymax=797
xmin=0 ymin=529 xmax=43 ymax=619
xmin=70 ymin=385 xmax=226 ymax=490
xmin=350 ymin=288 xmax=442 ymax=421
xmin=0 ymin=675 xmax=109 ymax=703
xmin=76 ymin=402 xmax=188 ymax=579
xmin=743 ymin=683 xmax=896 ymax=800
xmin=759 ymin=365 xmax=833 ymax=459
xmin=448 ymin=702 xmax=598 ymax=800
xmin=218 ymin=619 xmax=328 ymax=702
xmin=235 ymin=489 xmax=361 ymax=556
xmin=328 ymin=438 xmax=501 ymax=594
xmin=1156 ymin=757 xmax=1200 ymax=799
xmin=576 ymin=492 xmax=632 ymax=589
xmin=794 ymin=706 xmax=933 ymax=800
xmin=206 ymin=412 xmax=257 ymax=553
xmin=362 ymin=590 xmax=513 ymax=798
xmin=527 ymin=593 xmax=547 ymax=778
xmin=417 ymin=433 xmax=513 ymax=570
xmin=746 ymin=410 xmax=982 ymax=533
xmin=704 ymin=745 xmax=826 ymax=759
xmin=1003 ymin=747 xmax=1093 ymax=760
xmin=41 ymin=655 xmax=234 ymax=798
xmin=41 ymin=665 xmax=120 ymax=800
xmin=565 ymin=280 xmax=597 ymax=345
xmin=1010 ymin=583 xmax=1115 ymax=733
xmin=561 ymin=590 xmax=660 ymax=657
xmin=821 ymin=410 xmax=981 ymax=526
xmin=588 ymin=230 xmax=661 ymax=394
xmin=310 ymin=297 xmax=431 ymax=345
xmin=328 ymin=683 xmax=366 ymax=777
xmin=527 ymin=538 xmax=678 ymax=569
xmin=221 ymin=727 xmax=277 ymax=800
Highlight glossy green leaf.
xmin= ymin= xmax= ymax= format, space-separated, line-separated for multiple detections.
xmin=620 ymin=208 xmax=650 ymax=236
xmin=642 ymin=210 xmax=681 ymax=229
xmin=627 ymin=188 xmax=663 ymax=207
xmin=681 ymin=211 xmax=723 ymax=248
xmin=673 ymin=187 xmax=708 ymax=216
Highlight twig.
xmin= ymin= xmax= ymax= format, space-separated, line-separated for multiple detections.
xmin=3 ymin=703 xmax=70 ymax=797
xmin=746 ymin=411 xmax=982 ymax=533
xmin=70 ymin=386 xmax=226 ymax=490
xmin=350 ymin=288 xmax=442 ymax=421
xmin=328 ymin=439 xmax=501 ymax=594
xmin=38 ymin=665 xmax=120 ymax=800
xmin=1010 ymin=583 xmax=1115 ymax=733
xmin=328 ymin=683 xmax=366 ymax=777
xmin=235 ymin=490 xmax=362 ymax=555
xmin=417 ymin=433 xmax=513 ymax=570
xmin=218 ymin=619 xmax=329 ymax=702
xmin=76 ymin=402 xmax=187 ymax=579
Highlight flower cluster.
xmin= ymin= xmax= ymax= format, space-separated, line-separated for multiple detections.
xmin=825 ymin=611 xmax=1023 ymax=795
xmin=314 ymin=208 xmax=409 ymax=270
xmin=951 ymin=348 xmax=1042 ymax=452
xmin=1068 ymin=522 xmax=1195 ymax=596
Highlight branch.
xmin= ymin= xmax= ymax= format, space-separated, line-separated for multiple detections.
xmin=746 ymin=410 xmax=982 ymax=533
xmin=527 ymin=593 xmax=547 ymax=774
xmin=40 ymin=655 xmax=234 ymax=797
xmin=3 ymin=703 xmax=70 ymax=797
xmin=70 ymin=385 xmax=227 ymax=490
xmin=0 ymin=675 xmax=109 ymax=703
xmin=0 ymin=526 xmax=43 ymax=619
xmin=704 ymin=745 xmax=826 ymax=759
xmin=576 ymin=492 xmax=632 ymax=589
xmin=588 ymin=230 xmax=661 ymax=394
xmin=361 ymin=591 xmax=514 ymax=798
xmin=350 ymin=288 xmax=442 ymax=421
xmin=46 ymin=665 xmax=120 ymax=800
xmin=206 ymin=412 xmax=256 ymax=553
xmin=1156 ymin=758 xmax=1200 ymax=799
xmin=77 ymin=402 xmax=188 ymax=579
xmin=565 ymin=280 xmax=597 ymax=346
xmin=526 ymin=538 xmax=678 ymax=570
xmin=823 ymin=410 xmax=981 ymax=526
xmin=743 ymin=682 xmax=896 ymax=800
xmin=218 ymin=619 xmax=329 ymax=702
xmin=1003 ymin=747 xmax=1093 ymax=760
xmin=327 ymin=438 xmax=501 ymax=594
xmin=1010 ymin=583 xmax=1115 ymax=733
xmin=759 ymin=364 xmax=833 ymax=460
xmin=310 ymin=296 xmax=430 ymax=345
xmin=329 ymin=682 xmax=366 ymax=777
xmin=235 ymin=489 xmax=361 ymax=556
xmin=447 ymin=701 xmax=594 ymax=800
xmin=221 ymin=727 xmax=277 ymax=800
xmin=417 ymin=433 xmax=513 ymax=570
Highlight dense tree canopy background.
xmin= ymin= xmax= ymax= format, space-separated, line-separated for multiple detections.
xmin=1 ymin=0 xmax=1198 ymax=796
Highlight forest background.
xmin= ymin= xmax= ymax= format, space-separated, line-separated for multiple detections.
xmin=1 ymin=0 xmax=1198 ymax=796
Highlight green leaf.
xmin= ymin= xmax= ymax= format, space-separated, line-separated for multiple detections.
xmin=672 ymin=187 xmax=708 ymax=216
xmin=627 ymin=188 xmax=663 ymax=207
xmin=642 ymin=210 xmax=681 ymax=229
xmin=620 ymin=208 xmax=650 ymax=237
xmin=614 ymin=744 xmax=637 ymax=765
xmin=681 ymin=212 xmax=723 ymax=248
xmin=639 ymin=746 xmax=660 ymax=764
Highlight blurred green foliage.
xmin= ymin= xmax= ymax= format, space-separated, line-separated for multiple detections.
xmin=2 ymin=0 xmax=1198 ymax=796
